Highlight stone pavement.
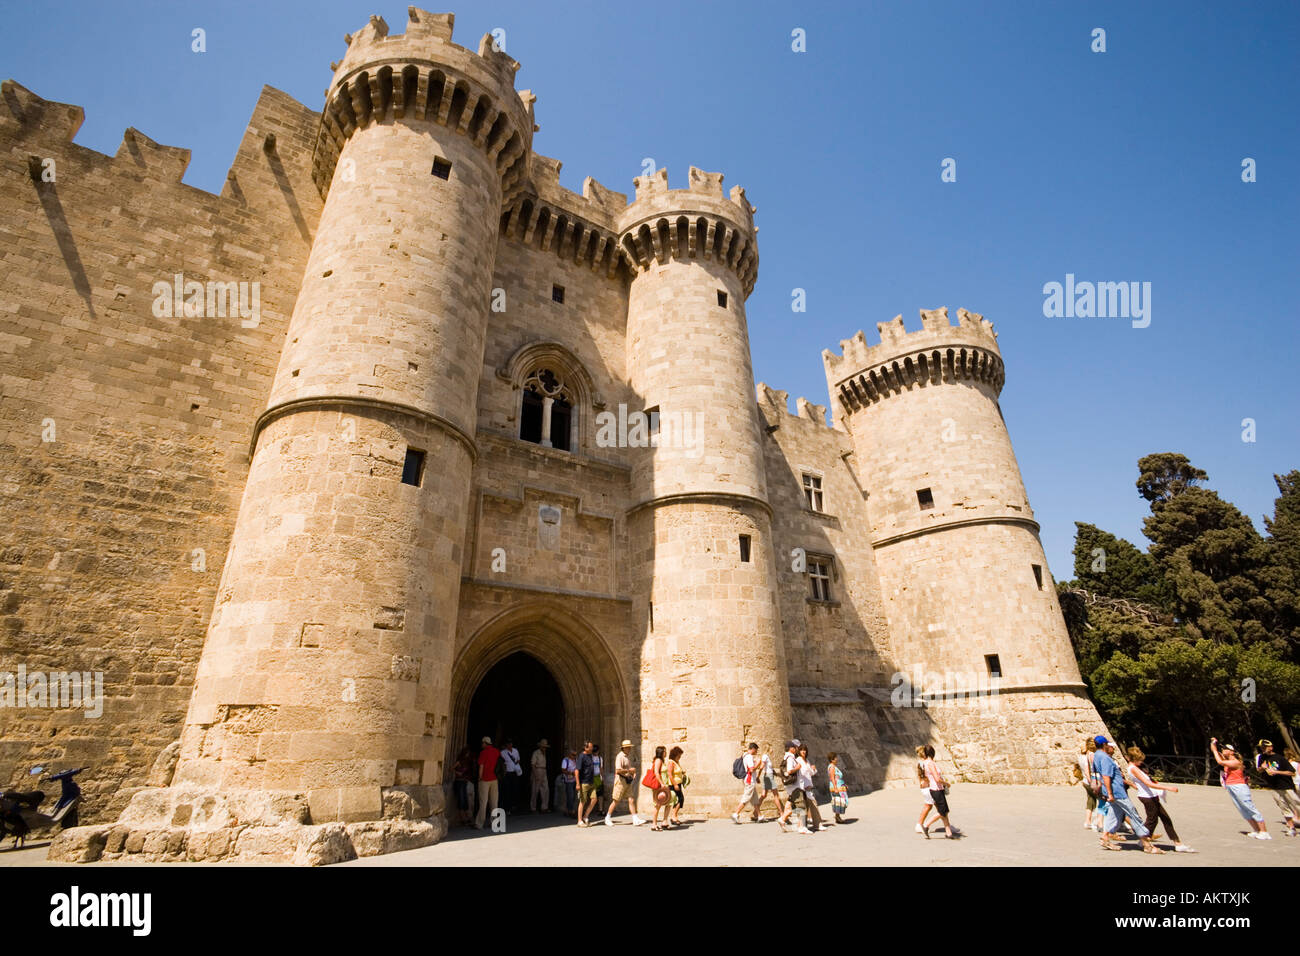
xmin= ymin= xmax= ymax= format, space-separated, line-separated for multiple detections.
xmin=2 ymin=783 xmax=1293 ymax=867
xmin=341 ymin=782 xmax=1295 ymax=867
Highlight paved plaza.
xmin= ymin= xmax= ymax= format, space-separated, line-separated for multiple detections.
xmin=3 ymin=782 xmax=1293 ymax=867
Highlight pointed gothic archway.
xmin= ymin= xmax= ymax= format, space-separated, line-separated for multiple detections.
xmin=447 ymin=601 xmax=630 ymax=795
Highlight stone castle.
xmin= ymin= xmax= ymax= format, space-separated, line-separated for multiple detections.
xmin=0 ymin=9 xmax=1101 ymax=863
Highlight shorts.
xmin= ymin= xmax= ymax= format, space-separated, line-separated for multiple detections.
xmin=611 ymin=777 xmax=632 ymax=803
xmin=579 ymin=783 xmax=598 ymax=804
xmin=1269 ymin=788 xmax=1300 ymax=818
xmin=761 ymin=775 xmax=776 ymax=792
xmin=1226 ymin=783 xmax=1264 ymax=823
xmin=920 ymin=787 xmax=935 ymax=806
xmin=741 ymin=782 xmax=761 ymax=805
xmin=929 ymin=788 xmax=949 ymax=817
xmin=786 ymin=788 xmax=806 ymax=808
xmin=1081 ymin=781 xmax=1097 ymax=811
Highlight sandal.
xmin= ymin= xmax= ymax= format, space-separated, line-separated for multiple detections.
xmin=1142 ymin=845 xmax=1165 ymax=854
xmin=1100 ymin=841 xmax=1122 ymax=851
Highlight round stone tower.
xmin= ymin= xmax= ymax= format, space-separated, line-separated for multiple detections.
xmin=620 ymin=168 xmax=792 ymax=814
xmin=168 ymin=9 xmax=533 ymax=823
xmin=824 ymin=307 xmax=1101 ymax=783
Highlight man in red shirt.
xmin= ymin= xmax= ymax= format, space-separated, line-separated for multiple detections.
xmin=475 ymin=735 xmax=501 ymax=829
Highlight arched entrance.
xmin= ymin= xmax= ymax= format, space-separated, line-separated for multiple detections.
xmin=448 ymin=601 xmax=630 ymax=813
xmin=465 ymin=651 xmax=564 ymax=810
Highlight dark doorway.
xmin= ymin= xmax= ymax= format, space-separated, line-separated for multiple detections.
xmin=466 ymin=652 xmax=564 ymax=811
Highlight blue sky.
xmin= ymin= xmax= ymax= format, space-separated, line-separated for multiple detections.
xmin=2 ymin=0 xmax=1296 ymax=577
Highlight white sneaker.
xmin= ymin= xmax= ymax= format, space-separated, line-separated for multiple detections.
xmin=1174 ymin=844 xmax=1197 ymax=852
xmin=632 ymin=816 xmax=645 ymax=826
xmin=797 ymin=827 xmax=811 ymax=834
xmin=915 ymin=823 xmax=925 ymax=833
xmin=731 ymin=812 xmax=740 ymax=824
xmin=604 ymin=815 xmax=613 ymax=827
xmin=1256 ymin=832 xmax=1273 ymax=840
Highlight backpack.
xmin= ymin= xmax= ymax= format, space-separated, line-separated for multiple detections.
xmin=732 ymin=755 xmax=747 ymax=780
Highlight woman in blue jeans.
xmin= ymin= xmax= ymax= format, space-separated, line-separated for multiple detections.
xmin=1212 ymin=738 xmax=1270 ymax=840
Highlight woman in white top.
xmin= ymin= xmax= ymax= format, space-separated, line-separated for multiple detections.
xmin=922 ymin=745 xmax=956 ymax=839
xmin=1077 ymin=738 xmax=1103 ymax=830
xmin=1125 ymin=746 xmax=1194 ymax=853
xmin=796 ymin=744 xmax=826 ymax=832
xmin=757 ymin=747 xmax=786 ymax=824
xmin=916 ymin=745 xmax=938 ymax=836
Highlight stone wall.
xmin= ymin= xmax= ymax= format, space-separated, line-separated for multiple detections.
xmin=0 ymin=82 xmax=321 ymax=820
xmin=757 ymin=385 xmax=928 ymax=790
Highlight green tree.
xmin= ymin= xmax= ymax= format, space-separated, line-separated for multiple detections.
xmin=1069 ymin=522 xmax=1170 ymax=608
xmin=1136 ymin=452 xmax=1207 ymax=507
xmin=1062 ymin=457 xmax=1300 ymax=756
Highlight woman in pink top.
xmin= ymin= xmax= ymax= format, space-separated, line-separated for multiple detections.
xmin=1212 ymin=738 xmax=1269 ymax=840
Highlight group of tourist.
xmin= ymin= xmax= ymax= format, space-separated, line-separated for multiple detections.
xmin=456 ymin=728 xmax=1300 ymax=848
xmin=453 ymin=737 xmax=653 ymax=830
xmin=1075 ymin=733 xmax=1300 ymax=853
xmin=730 ymin=740 xmax=850 ymax=834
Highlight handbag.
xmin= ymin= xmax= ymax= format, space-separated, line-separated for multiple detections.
xmin=642 ymin=769 xmax=659 ymax=789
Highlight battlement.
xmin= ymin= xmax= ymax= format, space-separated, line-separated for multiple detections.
xmin=0 ymin=80 xmax=224 ymax=190
xmin=616 ymin=166 xmax=759 ymax=296
xmin=823 ymin=308 xmax=1005 ymax=413
xmin=499 ymin=153 xmax=627 ymax=277
xmin=310 ymin=7 xmax=534 ymax=198
xmin=622 ymin=166 xmax=755 ymax=231
xmin=755 ymin=383 xmax=834 ymax=430
xmin=0 ymin=80 xmax=85 ymax=143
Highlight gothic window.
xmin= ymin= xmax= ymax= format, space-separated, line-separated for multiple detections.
xmin=519 ymin=367 xmax=573 ymax=452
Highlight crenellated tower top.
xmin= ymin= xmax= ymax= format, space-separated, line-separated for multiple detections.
xmin=823 ymin=307 xmax=1005 ymax=415
xmin=311 ymin=7 xmax=535 ymax=198
xmin=617 ymin=166 xmax=759 ymax=297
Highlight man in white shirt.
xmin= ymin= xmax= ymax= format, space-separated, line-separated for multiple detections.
xmin=731 ymin=742 xmax=762 ymax=823
xmin=499 ymin=738 xmax=523 ymax=814
xmin=604 ymin=739 xmax=645 ymax=826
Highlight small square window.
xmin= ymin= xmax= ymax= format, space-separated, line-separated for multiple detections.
xmin=401 ymin=448 xmax=426 ymax=486
xmin=802 ymin=473 xmax=824 ymax=512
xmin=644 ymin=406 xmax=660 ymax=436
xmin=985 ymin=654 xmax=1002 ymax=678
xmin=917 ymin=488 xmax=934 ymax=510
xmin=739 ymin=535 xmax=751 ymax=563
xmin=1032 ymin=564 xmax=1044 ymax=589
xmin=717 ymin=290 xmax=728 ymax=308
xmin=552 ymin=284 xmax=565 ymax=304
xmin=431 ymin=157 xmax=451 ymax=179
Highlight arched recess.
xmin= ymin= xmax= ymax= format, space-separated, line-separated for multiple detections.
xmin=497 ymin=341 xmax=604 ymax=454
xmin=446 ymin=601 xmax=630 ymax=778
